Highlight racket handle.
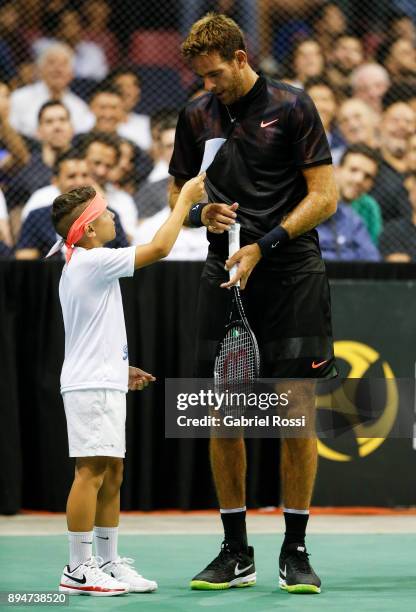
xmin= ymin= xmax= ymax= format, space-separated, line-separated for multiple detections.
xmin=228 ymin=222 xmax=240 ymax=283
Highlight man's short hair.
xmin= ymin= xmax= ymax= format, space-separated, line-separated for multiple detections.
xmin=340 ymin=144 xmax=382 ymax=167
xmin=89 ymin=82 xmax=123 ymax=103
xmin=82 ymin=131 xmax=121 ymax=163
xmin=38 ymin=100 xmax=70 ymax=124
xmin=304 ymin=76 xmax=334 ymax=93
xmin=53 ymin=149 xmax=85 ymax=176
xmin=107 ymin=66 xmax=141 ymax=87
xmin=382 ymin=81 xmax=416 ymax=110
xmin=181 ymin=12 xmax=246 ymax=62
xmin=51 ymin=185 xmax=96 ymax=238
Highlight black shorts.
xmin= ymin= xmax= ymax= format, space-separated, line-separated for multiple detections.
xmin=195 ymin=251 xmax=337 ymax=379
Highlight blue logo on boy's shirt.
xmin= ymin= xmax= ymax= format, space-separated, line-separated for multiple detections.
xmin=122 ymin=344 xmax=128 ymax=360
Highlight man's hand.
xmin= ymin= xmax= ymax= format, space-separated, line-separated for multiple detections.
xmin=221 ymin=243 xmax=262 ymax=290
xmin=128 ymin=366 xmax=156 ymax=391
xmin=201 ymin=202 xmax=238 ymax=233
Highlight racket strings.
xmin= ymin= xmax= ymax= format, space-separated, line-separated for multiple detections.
xmin=215 ymin=324 xmax=257 ymax=385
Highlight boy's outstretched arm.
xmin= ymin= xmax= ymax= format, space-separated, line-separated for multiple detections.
xmin=128 ymin=366 xmax=156 ymax=391
xmin=134 ymin=173 xmax=206 ymax=270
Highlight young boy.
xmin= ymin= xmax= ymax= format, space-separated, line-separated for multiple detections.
xmin=51 ymin=174 xmax=205 ymax=596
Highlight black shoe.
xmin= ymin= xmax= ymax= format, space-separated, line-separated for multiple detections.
xmin=279 ymin=543 xmax=321 ymax=594
xmin=190 ymin=542 xmax=256 ymax=590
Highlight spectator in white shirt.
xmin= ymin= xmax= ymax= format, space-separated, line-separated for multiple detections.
xmin=33 ymin=9 xmax=108 ymax=81
xmin=0 ymin=188 xmax=12 ymax=248
xmin=9 ymin=43 xmax=94 ymax=138
xmin=82 ymin=132 xmax=138 ymax=241
xmin=108 ymin=67 xmax=152 ymax=151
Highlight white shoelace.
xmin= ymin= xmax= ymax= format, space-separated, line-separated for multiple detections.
xmin=80 ymin=557 xmax=124 ymax=587
xmin=113 ymin=557 xmax=144 ymax=579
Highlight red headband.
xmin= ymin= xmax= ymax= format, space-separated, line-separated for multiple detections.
xmin=46 ymin=192 xmax=107 ymax=262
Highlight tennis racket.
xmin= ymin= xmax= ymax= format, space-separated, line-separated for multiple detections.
xmin=214 ymin=223 xmax=261 ymax=394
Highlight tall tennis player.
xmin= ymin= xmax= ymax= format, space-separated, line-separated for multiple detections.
xmin=169 ymin=13 xmax=338 ymax=594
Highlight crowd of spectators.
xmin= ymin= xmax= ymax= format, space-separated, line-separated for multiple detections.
xmin=0 ymin=0 xmax=415 ymax=262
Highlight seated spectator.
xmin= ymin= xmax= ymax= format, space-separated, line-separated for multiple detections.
xmin=371 ymin=100 xmax=415 ymax=221
xmin=134 ymin=204 xmax=208 ymax=261
xmin=9 ymin=43 xmax=94 ymax=137
xmin=382 ymin=81 xmax=416 ymax=115
xmin=134 ymin=115 xmax=176 ymax=218
xmin=377 ymin=37 xmax=416 ymax=82
xmin=327 ymin=34 xmax=364 ymax=96
xmin=337 ymin=99 xmax=380 ymax=155
xmin=304 ymin=77 xmax=344 ymax=163
xmin=0 ymin=80 xmax=29 ymax=173
xmin=350 ymin=63 xmax=391 ymax=114
xmin=82 ymin=0 xmax=120 ymax=67
xmin=6 ymin=101 xmax=73 ymax=214
xmin=257 ymin=0 xmax=322 ymax=74
xmin=33 ymin=9 xmax=108 ymax=80
xmin=15 ymin=151 xmax=128 ymax=259
xmin=0 ymin=187 xmax=12 ymax=254
xmin=109 ymin=137 xmax=138 ymax=195
xmin=311 ymin=1 xmax=347 ymax=60
xmin=283 ymin=38 xmax=325 ymax=87
xmin=21 ymin=149 xmax=90 ymax=222
xmin=81 ymin=132 xmax=138 ymax=240
xmin=317 ymin=145 xmax=381 ymax=261
xmin=0 ymin=2 xmax=32 ymax=70
xmin=73 ymin=83 xmax=153 ymax=185
xmin=107 ymin=67 xmax=152 ymax=151
xmin=387 ymin=9 xmax=416 ymax=43
xmin=336 ymin=145 xmax=383 ymax=244
xmin=379 ymin=173 xmax=416 ymax=262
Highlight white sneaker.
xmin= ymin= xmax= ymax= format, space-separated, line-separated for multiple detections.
xmin=59 ymin=556 xmax=129 ymax=596
xmin=101 ymin=556 xmax=158 ymax=593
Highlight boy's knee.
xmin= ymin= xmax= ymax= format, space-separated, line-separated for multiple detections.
xmin=106 ymin=458 xmax=124 ymax=487
xmin=75 ymin=457 xmax=108 ymax=488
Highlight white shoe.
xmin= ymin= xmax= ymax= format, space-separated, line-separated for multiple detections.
xmin=59 ymin=556 xmax=129 ymax=596
xmin=101 ymin=556 xmax=158 ymax=593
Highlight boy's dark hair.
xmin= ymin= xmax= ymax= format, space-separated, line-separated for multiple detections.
xmin=304 ymin=76 xmax=334 ymax=92
xmin=38 ymin=100 xmax=70 ymax=124
xmin=53 ymin=148 xmax=85 ymax=176
xmin=51 ymin=185 xmax=96 ymax=238
xmin=340 ymin=144 xmax=382 ymax=167
xmin=89 ymin=82 xmax=122 ymax=103
xmin=82 ymin=131 xmax=121 ymax=163
xmin=181 ymin=12 xmax=246 ymax=62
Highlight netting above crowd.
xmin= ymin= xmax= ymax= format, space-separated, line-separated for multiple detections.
xmin=0 ymin=0 xmax=415 ymax=262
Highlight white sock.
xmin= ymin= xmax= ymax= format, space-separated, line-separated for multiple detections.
xmin=93 ymin=526 xmax=119 ymax=565
xmin=68 ymin=531 xmax=93 ymax=572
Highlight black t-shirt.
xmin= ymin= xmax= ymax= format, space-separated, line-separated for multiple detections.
xmin=379 ymin=218 xmax=416 ymax=261
xmin=169 ymin=76 xmax=332 ymax=271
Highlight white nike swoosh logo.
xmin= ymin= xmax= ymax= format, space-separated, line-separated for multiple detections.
xmin=234 ymin=563 xmax=253 ymax=576
xmin=280 ymin=564 xmax=287 ymax=577
xmin=271 ymin=241 xmax=279 ymax=248
xmin=260 ymin=118 xmax=279 ymax=128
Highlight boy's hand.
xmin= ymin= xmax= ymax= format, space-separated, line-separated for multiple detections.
xmin=180 ymin=172 xmax=206 ymax=205
xmin=128 ymin=366 xmax=156 ymax=391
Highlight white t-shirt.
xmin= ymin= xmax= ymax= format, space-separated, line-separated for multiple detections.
xmin=59 ymin=246 xmax=136 ymax=393
xmin=105 ymin=184 xmax=138 ymax=239
xmin=118 ymin=113 xmax=152 ymax=151
xmin=10 ymin=81 xmax=94 ymax=138
xmin=134 ymin=207 xmax=208 ymax=261
xmin=21 ymin=184 xmax=59 ymax=222
xmin=0 ymin=189 xmax=8 ymax=220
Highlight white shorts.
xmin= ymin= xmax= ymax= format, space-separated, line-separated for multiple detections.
xmin=63 ymin=389 xmax=126 ymax=458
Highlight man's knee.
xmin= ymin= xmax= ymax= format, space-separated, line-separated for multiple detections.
xmin=105 ymin=458 xmax=124 ymax=489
